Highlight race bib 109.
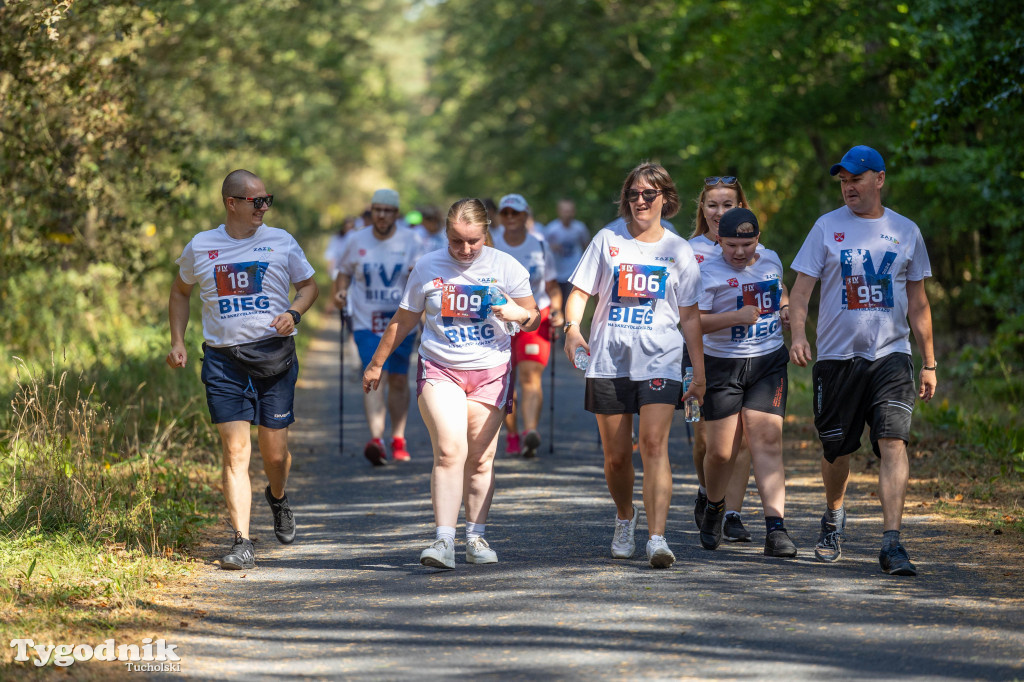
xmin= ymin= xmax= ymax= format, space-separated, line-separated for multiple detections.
xmin=441 ymin=284 xmax=489 ymax=320
xmin=616 ymin=264 xmax=667 ymax=300
xmin=742 ymin=280 xmax=781 ymax=314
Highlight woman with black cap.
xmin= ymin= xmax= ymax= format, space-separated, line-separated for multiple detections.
xmin=696 ymin=206 xmax=797 ymax=558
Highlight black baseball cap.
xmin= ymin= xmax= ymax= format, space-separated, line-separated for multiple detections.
xmin=718 ymin=207 xmax=759 ymax=238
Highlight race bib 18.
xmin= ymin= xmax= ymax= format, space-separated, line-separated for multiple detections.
xmin=441 ymin=284 xmax=489 ymax=319
xmin=844 ymin=274 xmax=894 ymax=310
xmin=742 ymin=280 xmax=781 ymax=314
xmin=616 ymin=264 xmax=667 ymax=300
xmin=215 ymin=261 xmax=268 ymax=296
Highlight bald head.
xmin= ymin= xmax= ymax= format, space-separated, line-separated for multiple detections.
xmin=222 ymin=169 xmax=261 ymax=203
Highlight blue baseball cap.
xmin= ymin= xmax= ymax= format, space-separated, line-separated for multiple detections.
xmin=829 ymin=145 xmax=885 ymax=176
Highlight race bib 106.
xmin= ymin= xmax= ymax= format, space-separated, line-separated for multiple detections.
xmin=616 ymin=264 xmax=667 ymax=300
xmin=844 ymin=274 xmax=894 ymax=310
xmin=742 ymin=280 xmax=781 ymax=314
xmin=441 ymin=284 xmax=489 ymax=320
xmin=215 ymin=261 xmax=268 ymax=296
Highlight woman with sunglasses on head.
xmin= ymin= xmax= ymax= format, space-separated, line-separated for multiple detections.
xmin=492 ymin=193 xmax=564 ymax=458
xmin=563 ymin=161 xmax=706 ymax=569
xmin=363 ymin=198 xmax=539 ymax=570
xmin=696 ymin=207 xmax=796 ymax=557
xmin=687 ymin=176 xmax=756 ymax=543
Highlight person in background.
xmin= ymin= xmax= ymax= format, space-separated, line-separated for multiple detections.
xmin=363 ymin=198 xmax=539 ymax=568
xmin=167 ymin=169 xmax=318 ymax=570
xmin=493 ymin=193 xmax=563 ymax=458
xmin=789 ymin=145 xmax=937 ymax=576
xmin=334 ymin=188 xmax=420 ymax=465
xmin=544 ymin=198 xmax=592 ymax=306
xmin=414 ymin=205 xmax=447 ymax=254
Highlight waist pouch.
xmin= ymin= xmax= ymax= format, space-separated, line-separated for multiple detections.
xmin=209 ymin=336 xmax=296 ymax=378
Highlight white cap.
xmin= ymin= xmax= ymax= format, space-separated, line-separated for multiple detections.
xmin=498 ymin=193 xmax=529 ymax=213
xmin=371 ymin=188 xmax=400 ymax=208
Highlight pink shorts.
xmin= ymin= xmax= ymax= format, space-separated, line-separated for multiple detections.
xmin=416 ymin=357 xmax=514 ymax=413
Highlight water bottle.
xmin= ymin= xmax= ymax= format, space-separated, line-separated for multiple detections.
xmin=487 ymin=286 xmax=520 ymax=335
xmin=683 ymin=366 xmax=701 ymax=423
xmin=574 ymin=346 xmax=590 ymax=371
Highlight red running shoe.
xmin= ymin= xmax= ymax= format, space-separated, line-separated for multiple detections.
xmin=505 ymin=432 xmax=521 ymax=456
xmin=391 ymin=436 xmax=411 ymax=462
xmin=364 ymin=438 xmax=387 ymax=466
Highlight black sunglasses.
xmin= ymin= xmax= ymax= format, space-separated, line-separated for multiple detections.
xmin=231 ymin=195 xmax=274 ymax=210
xmin=705 ymin=176 xmax=738 ymax=186
xmin=625 ymin=189 xmax=663 ymax=203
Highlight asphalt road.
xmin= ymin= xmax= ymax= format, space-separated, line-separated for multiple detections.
xmin=166 ymin=313 xmax=1024 ymax=681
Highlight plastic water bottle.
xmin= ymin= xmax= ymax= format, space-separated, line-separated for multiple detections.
xmin=683 ymin=366 xmax=701 ymax=422
xmin=487 ymin=286 xmax=520 ymax=335
xmin=574 ymin=346 xmax=590 ymax=371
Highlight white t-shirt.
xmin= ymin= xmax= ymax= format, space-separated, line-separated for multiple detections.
xmin=603 ymin=216 xmax=677 ymax=236
xmin=791 ymin=205 xmax=932 ymax=361
xmin=491 ymin=230 xmax=556 ymax=310
xmin=569 ymin=222 xmax=702 ymax=381
xmin=339 ymin=226 xmax=421 ymax=334
xmin=699 ymin=250 xmax=785 ymax=358
xmin=543 ymin=219 xmax=591 ymax=281
xmin=400 ymin=247 xmax=532 ymax=370
xmin=176 ymin=225 xmax=315 ymax=348
xmin=414 ymin=225 xmax=448 ymax=256
xmin=324 ymin=232 xmax=349 ymax=280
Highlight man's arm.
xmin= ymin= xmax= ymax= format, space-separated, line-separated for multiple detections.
xmin=270 ymin=276 xmax=319 ymax=336
xmin=333 ymin=273 xmax=352 ymax=310
xmin=167 ymin=274 xmax=194 ymax=368
xmin=907 ymin=279 xmax=937 ymax=402
xmin=788 ymin=272 xmax=818 ymax=367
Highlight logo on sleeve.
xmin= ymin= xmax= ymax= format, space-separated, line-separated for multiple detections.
xmin=208 ymin=250 xmax=219 ymax=260
xmin=834 ymin=232 xmax=845 ymax=242
xmin=695 ymin=254 xmax=704 ymax=263
xmin=609 ymin=246 xmax=619 ymax=257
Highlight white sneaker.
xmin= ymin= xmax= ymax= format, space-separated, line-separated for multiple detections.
xmin=466 ymin=537 xmax=498 ymax=564
xmin=646 ymin=536 xmax=676 ymax=569
xmin=611 ymin=504 xmax=638 ymax=559
xmin=420 ymin=538 xmax=455 ymax=569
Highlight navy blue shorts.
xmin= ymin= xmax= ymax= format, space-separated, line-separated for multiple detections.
xmin=201 ymin=345 xmax=298 ymax=428
xmin=354 ymin=329 xmax=415 ymax=375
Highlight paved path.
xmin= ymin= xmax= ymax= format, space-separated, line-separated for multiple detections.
xmin=168 ymin=314 xmax=1024 ymax=681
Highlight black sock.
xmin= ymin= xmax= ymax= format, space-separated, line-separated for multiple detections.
xmin=269 ymin=489 xmax=287 ymax=503
xmin=883 ymin=529 xmax=900 ymax=548
xmin=765 ymin=516 xmax=785 ymax=533
xmin=707 ymin=498 xmax=726 ymax=514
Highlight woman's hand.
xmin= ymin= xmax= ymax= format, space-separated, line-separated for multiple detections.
xmin=363 ymin=364 xmax=383 ymax=393
xmin=492 ymin=301 xmax=528 ymax=326
xmin=563 ymin=324 xmax=590 ymax=363
xmin=681 ymin=378 xmax=706 ymax=405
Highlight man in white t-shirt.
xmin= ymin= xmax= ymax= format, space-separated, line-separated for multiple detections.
xmin=789 ymin=145 xmax=937 ymax=576
xmin=334 ymin=189 xmax=420 ymax=466
xmin=413 ymin=205 xmax=447 ymax=255
xmin=167 ymin=169 xmax=318 ymax=570
xmin=544 ymin=199 xmax=591 ymax=306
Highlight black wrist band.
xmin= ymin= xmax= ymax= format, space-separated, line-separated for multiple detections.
xmin=780 ymin=304 xmax=790 ymax=310
xmin=922 ymin=365 xmax=936 ymax=371
xmin=286 ymin=309 xmax=301 ymax=325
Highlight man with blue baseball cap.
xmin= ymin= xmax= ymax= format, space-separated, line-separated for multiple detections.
xmin=788 ymin=145 xmax=937 ymax=576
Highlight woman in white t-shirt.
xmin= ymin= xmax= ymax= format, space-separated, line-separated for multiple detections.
xmin=363 ymin=198 xmax=539 ymax=570
xmin=685 ymin=176 xmax=757 ymax=542
xmin=563 ymin=162 xmax=706 ymax=569
xmin=697 ymin=207 xmax=796 ymax=558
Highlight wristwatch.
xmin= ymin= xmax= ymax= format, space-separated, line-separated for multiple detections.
xmin=286 ymin=309 xmax=301 ymax=325
xmin=563 ymin=320 xmax=579 ymax=334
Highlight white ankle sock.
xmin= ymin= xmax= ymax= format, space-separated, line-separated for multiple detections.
xmin=466 ymin=522 xmax=485 ymax=540
xmin=436 ymin=526 xmax=456 ymax=544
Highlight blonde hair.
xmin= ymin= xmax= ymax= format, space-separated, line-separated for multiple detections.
xmin=445 ymin=198 xmax=493 ymax=245
xmin=691 ymin=178 xmax=750 ymax=239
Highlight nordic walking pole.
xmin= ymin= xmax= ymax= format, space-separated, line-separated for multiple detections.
xmin=339 ymin=310 xmax=345 ymax=455
xmin=549 ymin=325 xmax=555 ymax=454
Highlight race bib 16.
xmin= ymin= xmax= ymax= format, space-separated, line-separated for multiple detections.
xmin=742 ymin=280 xmax=781 ymax=314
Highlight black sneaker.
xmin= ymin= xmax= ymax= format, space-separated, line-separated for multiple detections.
xmin=265 ymin=485 xmax=296 ymax=544
xmin=699 ymin=502 xmax=725 ymax=550
xmin=723 ymin=515 xmax=752 ymax=542
xmin=879 ymin=542 xmax=917 ymax=576
xmin=814 ymin=516 xmax=844 ymax=563
xmin=693 ymin=490 xmax=708 ymax=530
xmin=221 ymin=531 xmax=255 ymax=570
xmin=764 ymin=529 xmax=798 ymax=558
xmin=522 ymin=430 xmax=541 ymax=459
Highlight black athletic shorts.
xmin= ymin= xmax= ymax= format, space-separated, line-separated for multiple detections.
xmin=812 ymin=353 xmax=916 ymax=462
xmin=585 ymin=377 xmax=682 ymax=415
xmin=702 ymin=345 xmax=789 ymax=421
